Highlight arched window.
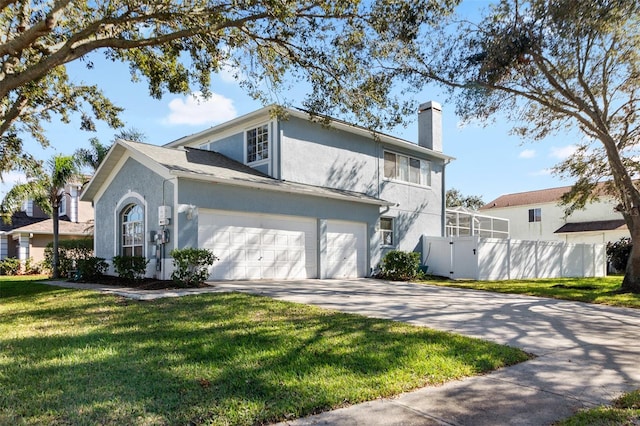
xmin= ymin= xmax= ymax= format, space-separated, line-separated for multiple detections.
xmin=122 ymin=204 xmax=144 ymax=256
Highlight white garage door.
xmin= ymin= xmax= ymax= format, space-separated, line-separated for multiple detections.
xmin=199 ymin=210 xmax=317 ymax=280
xmin=325 ymin=220 xmax=368 ymax=278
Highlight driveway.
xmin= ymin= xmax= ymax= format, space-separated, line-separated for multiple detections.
xmin=207 ymin=279 xmax=640 ymax=425
xmin=51 ymin=278 xmax=640 ymax=424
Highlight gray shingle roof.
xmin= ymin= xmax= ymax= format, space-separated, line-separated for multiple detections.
xmin=554 ymin=219 xmax=627 ymax=234
xmin=8 ymin=219 xmax=92 ymax=236
xmin=103 ymin=140 xmax=392 ymax=206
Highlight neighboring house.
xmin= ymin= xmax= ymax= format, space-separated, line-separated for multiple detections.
xmin=480 ymin=185 xmax=629 ymax=244
xmin=0 ymin=183 xmax=93 ymax=266
xmin=81 ymin=102 xmax=454 ymax=280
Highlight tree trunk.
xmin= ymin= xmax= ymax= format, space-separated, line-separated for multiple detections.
xmin=52 ymin=207 xmax=60 ymax=279
xmin=621 ymin=219 xmax=640 ymax=293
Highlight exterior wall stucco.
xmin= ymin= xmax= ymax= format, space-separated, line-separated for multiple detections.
xmin=93 ymin=157 xmax=174 ymax=276
xmin=201 ymin=121 xmax=276 ymax=177
xmin=483 ymin=198 xmax=629 ymax=244
xmin=279 ymin=116 xmax=446 ymax=260
xmin=279 ymin=117 xmax=379 ymax=195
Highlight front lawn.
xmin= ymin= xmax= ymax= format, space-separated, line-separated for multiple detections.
xmin=557 ymin=389 xmax=640 ymax=425
xmin=423 ymin=276 xmax=640 ymax=309
xmin=0 ymin=278 xmax=529 ymax=425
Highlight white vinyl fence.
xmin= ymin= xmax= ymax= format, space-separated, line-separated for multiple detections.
xmin=422 ymin=236 xmax=606 ymax=280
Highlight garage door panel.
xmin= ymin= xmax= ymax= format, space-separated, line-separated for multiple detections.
xmin=199 ymin=210 xmax=317 ymax=280
xmin=262 ymin=249 xmax=275 ymax=262
xmin=325 ymin=220 xmax=367 ymax=279
xmin=230 ymin=231 xmax=245 ymax=245
xmin=207 ymin=230 xmax=226 ymax=245
xmin=263 ymin=233 xmax=276 ymax=245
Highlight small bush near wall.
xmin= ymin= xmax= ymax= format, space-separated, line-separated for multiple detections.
xmin=76 ymin=257 xmax=108 ymax=282
xmin=170 ymin=248 xmax=218 ymax=287
xmin=44 ymin=238 xmax=94 ymax=277
xmin=607 ymin=237 xmax=632 ymax=273
xmin=24 ymin=258 xmax=47 ymax=275
xmin=0 ymin=258 xmax=21 ymax=276
xmin=113 ymin=255 xmax=149 ymax=283
xmin=377 ymin=250 xmax=423 ymax=281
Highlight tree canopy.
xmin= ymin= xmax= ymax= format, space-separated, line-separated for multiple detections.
xmin=0 ymin=0 xmax=458 ymax=176
xmin=382 ymin=0 xmax=640 ymax=291
xmin=0 ymin=154 xmax=82 ymax=278
xmin=75 ymin=128 xmax=145 ymax=173
xmin=446 ymin=188 xmax=484 ymax=210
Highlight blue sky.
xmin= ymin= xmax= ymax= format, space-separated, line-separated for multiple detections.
xmin=5 ymin=1 xmax=581 ymax=204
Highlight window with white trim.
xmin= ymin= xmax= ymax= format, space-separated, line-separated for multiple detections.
xmin=246 ymin=124 xmax=269 ymax=163
xmin=380 ymin=217 xmax=394 ymax=246
xmin=122 ymin=204 xmax=144 ymax=256
xmin=384 ymin=151 xmax=431 ymax=186
xmin=58 ymin=194 xmax=67 ymax=217
xmin=528 ymin=208 xmax=541 ymax=223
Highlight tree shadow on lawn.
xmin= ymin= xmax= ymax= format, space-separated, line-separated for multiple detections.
xmin=1 ymin=291 xmax=527 ymax=425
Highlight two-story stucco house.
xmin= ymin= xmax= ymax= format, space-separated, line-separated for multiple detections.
xmin=0 ymin=183 xmax=93 ymax=267
xmin=480 ymin=185 xmax=629 ymax=244
xmin=81 ymin=102 xmax=453 ymax=280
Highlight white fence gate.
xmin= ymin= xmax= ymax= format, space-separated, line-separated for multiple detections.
xmin=422 ymin=236 xmax=606 ymax=280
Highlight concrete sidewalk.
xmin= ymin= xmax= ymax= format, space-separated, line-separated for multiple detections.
xmin=47 ymin=278 xmax=640 ymax=425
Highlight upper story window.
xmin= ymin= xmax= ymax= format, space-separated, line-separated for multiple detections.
xmin=528 ymin=208 xmax=542 ymax=223
xmin=384 ymin=151 xmax=431 ymax=186
xmin=58 ymin=194 xmax=67 ymax=217
xmin=122 ymin=204 xmax=144 ymax=257
xmin=246 ymin=124 xmax=269 ymax=163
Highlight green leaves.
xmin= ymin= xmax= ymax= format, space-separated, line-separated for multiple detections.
xmin=0 ymin=154 xmax=81 ymax=219
xmin=1 ymin=0 xmax=460 ymax=179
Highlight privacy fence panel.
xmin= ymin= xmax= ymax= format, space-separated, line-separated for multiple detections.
xmin=422 ymin=236 xmax=606 ymax=280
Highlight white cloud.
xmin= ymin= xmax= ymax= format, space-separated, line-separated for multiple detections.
xmin=165 ymin=92 xmax=237 ymax=126
xmin=549 ymin=145 xmax=578 ymax=160
xmin=519 ymin=149 xmax=536 ymax=159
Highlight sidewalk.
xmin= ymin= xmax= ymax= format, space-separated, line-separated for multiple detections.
xmin=45 ymin=278 xmax=640 ymax=425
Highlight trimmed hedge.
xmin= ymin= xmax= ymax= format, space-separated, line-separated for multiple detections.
xmin=44 ymin=238 xmax=94 ymax=277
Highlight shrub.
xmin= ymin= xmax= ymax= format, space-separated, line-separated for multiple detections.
xmin=24 ymin=257 xmax=46 ymax=275
xmin=113 ymin=255 xmax=148 ymax=282
xmin=378 ymin=250 xmax=422 ymax=281
xmin=44 ymin=238 xmax=94 ymax=277
xmin=76 ymin=257 xmax=108 ymax=282
xmin=607 ymin=237 xmax=632 ymax=272
xmin=0 ymin=258 xmax=21 ymax=276
xmin=170 ymin=247 xmax=217 ymax=287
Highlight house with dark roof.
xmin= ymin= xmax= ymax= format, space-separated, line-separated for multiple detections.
xmin=480 ymin=185 xmax=628 ymax=244
xmin=0 ymin=187 xmax=93 ymax=268
xmin=81 ymin=102 xmax=453 ymax=280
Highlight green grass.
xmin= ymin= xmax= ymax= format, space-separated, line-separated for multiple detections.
xmin=422 ymin=276 xmax=640 ymax=309
xmin=0 ymin=277 xmax=529 ymax=425
xmin=557 ymin=389 xmax=640 ymax=425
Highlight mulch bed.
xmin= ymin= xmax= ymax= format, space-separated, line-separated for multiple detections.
xmin=75 ymin=275 xmax=206 ymax=290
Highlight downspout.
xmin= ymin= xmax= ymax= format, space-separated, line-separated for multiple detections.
xmin=441 ymin=158 xmax=451 ymax=237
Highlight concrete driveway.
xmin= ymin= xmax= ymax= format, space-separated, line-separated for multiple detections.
xmin=206 ymin=278 xmax=640 ymax=425
xmin=50 ymin=278 xmax=640 ymax=424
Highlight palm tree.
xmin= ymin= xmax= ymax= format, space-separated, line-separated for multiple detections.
xmin=75 ymin=128 xmax=145 ymax=173
xmin=0 ymin=155 xmax=82 ymax=278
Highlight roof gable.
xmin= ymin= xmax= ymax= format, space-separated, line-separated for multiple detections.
xmin=82 ymin=140 xmax=392 ymax=207
xmin=163 ymin=105 xmax=455 ymax=162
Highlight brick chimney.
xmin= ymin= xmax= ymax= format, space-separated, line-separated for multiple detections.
xmin=418 ymin=101 xmax=442 ymax=152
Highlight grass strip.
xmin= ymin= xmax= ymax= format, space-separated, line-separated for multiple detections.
xmin=422 ymin=276 xmax=640 ymax=309
xmin=557 ymin=389 xmax=640 ymax=425
xmin=1 ymin=277 xmax=529 ymax=425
